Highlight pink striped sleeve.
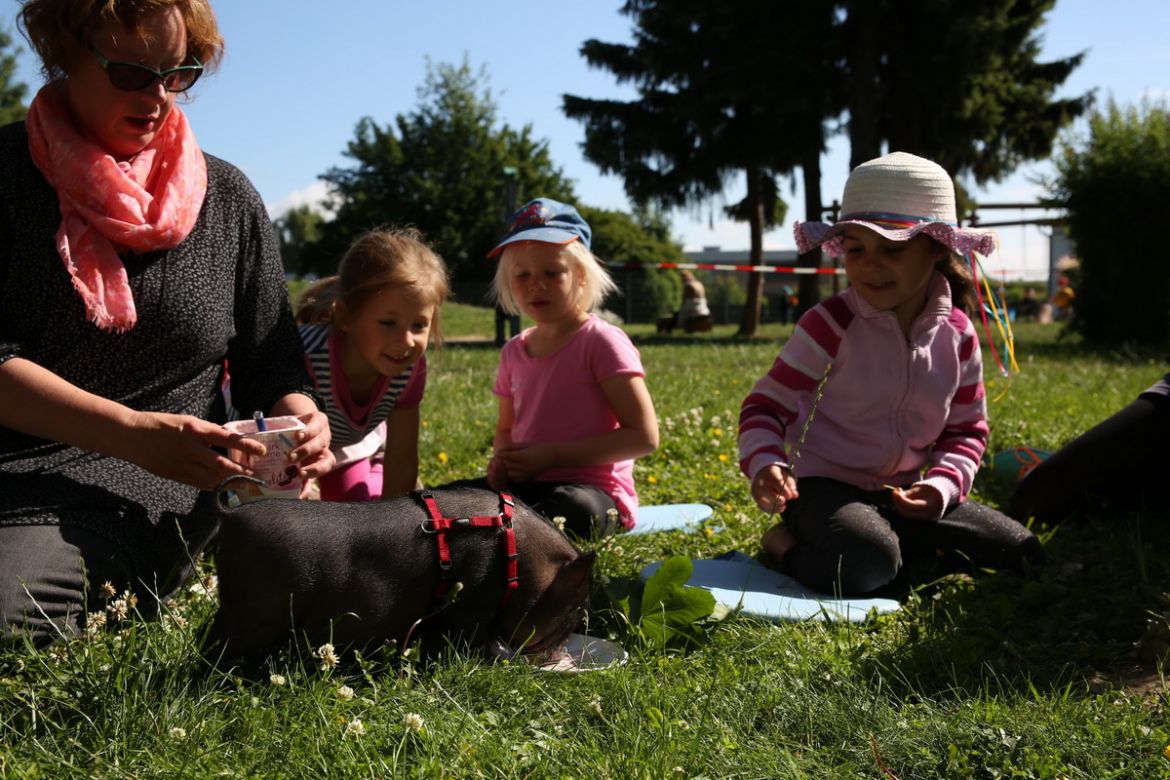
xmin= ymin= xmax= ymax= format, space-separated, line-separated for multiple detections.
xmin=923 ymin=311 xmax=988 ymax=506
xmin=737 ymin=303 xmax=845 ymax=480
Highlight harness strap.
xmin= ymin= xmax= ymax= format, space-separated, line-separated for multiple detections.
xmin=420 ymin=491 xmax=518 ymax=608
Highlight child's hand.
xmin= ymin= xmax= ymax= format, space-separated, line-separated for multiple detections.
xmin=487 ymin=454 xmax=508 ymax=490
xmin=496 ymin=441 xmax=551 ymax=483
xmin=751 ymin=464 xmax=798 ymax=514
xmin=889 ymin=484 xmax=944 ymax=520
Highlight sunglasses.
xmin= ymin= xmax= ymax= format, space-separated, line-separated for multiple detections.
xmin=88 ymin=42 xmax=203 ymax=93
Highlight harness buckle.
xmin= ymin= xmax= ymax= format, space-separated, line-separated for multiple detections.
xmin=439 ymin=560 xmax=453 ymax=572
xmin=454 ymin=517 xmax=472 ymax=527
xmin=419 ymin=520 xmax=437 ymax=534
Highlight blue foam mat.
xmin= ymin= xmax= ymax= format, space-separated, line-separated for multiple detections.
xmin=628 ymin=503 xmax=715 ymax=536
xmin=639 ymin=552 xmax=900 ymax=623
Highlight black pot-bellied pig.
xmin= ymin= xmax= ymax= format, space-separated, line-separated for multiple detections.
xmin=204 ymin=480 xmax=594 ymax=661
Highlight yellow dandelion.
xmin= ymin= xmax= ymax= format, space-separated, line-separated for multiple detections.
xmin=712 ymin=428 xmax=723 ymax=437
xmin=704 ymin=527 xmax=715 ymax=537
xmin=438 ymin=452 xmax=449 ymax=464
xmin=647 ymin=475 xmax=658 ymax=484
xmin=718 ymin=453 xmax=729 ymax=462
xmin=1164 ymin=744 xmax=1170 ymax=759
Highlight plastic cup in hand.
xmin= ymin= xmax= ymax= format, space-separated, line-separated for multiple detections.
xmin=223 ymin=416 xmax=305 ymax=502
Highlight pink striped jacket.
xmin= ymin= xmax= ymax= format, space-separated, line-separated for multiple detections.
xmin=738 ymin=272 xmax=988 ymax=512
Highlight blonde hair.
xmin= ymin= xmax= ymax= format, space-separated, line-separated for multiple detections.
xmin=296 ymin=228 xmax=450 ymax=342
xmin=492 ymin=240 xmax=617 ymax=316
xmin=18 ymin=0 xmax=224 ymax=81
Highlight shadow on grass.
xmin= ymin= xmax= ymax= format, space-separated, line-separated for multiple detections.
xmin=857 ymin=507 xmax=1170 ymax=700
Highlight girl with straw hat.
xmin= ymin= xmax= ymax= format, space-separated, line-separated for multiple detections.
xmin=737 ymin=152 xmax=1042 ymax=596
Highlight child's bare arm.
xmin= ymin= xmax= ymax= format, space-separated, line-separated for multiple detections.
xmin=488 ymin=396 xmax=515 ymax=489
xmin=381 ymin=406 xmax=420 ymax=497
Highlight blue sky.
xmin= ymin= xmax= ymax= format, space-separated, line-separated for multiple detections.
xmin=4 ymin=0 xmax=1168 ymax=280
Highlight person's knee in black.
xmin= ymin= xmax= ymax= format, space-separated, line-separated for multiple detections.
xmin=533 ymin=484 xmax=621 ymax=538
xmin=789 ymin=500 xmax=902 ymax=596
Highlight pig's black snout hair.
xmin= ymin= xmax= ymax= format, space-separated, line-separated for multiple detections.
xmin=214 ymin=474 xmax=267 ymax=511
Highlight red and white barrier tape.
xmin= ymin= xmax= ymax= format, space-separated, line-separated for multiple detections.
xmin=607 ymin=261 xmax=844 ymax=275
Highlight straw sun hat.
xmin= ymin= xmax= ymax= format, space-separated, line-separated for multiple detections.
xmin=795 ymin=152 xmax=998 ymax=258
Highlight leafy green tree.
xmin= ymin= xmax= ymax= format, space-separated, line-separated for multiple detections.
xmin=273 ymin=204 xmax=326 ymax=276
xmin=319 ymin=59 xmax=575 ymax=292
xmin=844 ymin=0 xmax=1088 ymax=185
xmin=582 ymin=204 xmax=685 ymax=323
xmin=564 ymin=1 xmax=840 ymax=336
xmin=1050 ymin=102 xmax=1170 ymax=347
xmin=0 ymin=28 xmax=29 ymax=126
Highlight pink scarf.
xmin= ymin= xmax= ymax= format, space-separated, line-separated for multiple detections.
xmin=26 ymin=81 xmax=207 ymax=332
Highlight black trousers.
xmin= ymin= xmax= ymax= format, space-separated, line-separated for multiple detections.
xmin=1011 ymin=387 xmax=1170 ymax=524
xmin=779 ymin=477 xmax=1043 ymax=596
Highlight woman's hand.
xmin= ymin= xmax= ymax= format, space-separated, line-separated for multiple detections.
xmin=281 ymin=408 xmax=334 ymax=482
xmin=889 ymin=484 xmax=944 ymax=520
xmin=751 ymin=464 xmax=798 ymax=514
xmin=123 ymin=410 xmax=265 ymax=491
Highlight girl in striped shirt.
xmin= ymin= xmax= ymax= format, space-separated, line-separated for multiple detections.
xmin=739 ymin=153 xmax=1042 ymax=596
xmin=296 ymin=229 xmax=449 ymax=501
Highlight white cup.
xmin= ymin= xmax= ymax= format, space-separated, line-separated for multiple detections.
xmin=223 ymin=416 xmax=305 ymax=502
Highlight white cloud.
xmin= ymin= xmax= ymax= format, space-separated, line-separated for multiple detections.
xmin=266 ymin=180 xmax=336 ymax=220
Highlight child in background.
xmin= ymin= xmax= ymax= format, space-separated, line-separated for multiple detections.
xmin=738 ymin=152 xmax=1042 ymax=596
xmin=486 ymin=198 xmax=659 ymax=536
xmin=296 ymin=228 xmax=448 ymax=501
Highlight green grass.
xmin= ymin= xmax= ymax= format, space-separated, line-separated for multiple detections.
xmin=4 ymin=314 xmax=1170 ymax=778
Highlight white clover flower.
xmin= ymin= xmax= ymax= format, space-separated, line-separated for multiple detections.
xmin=606 ymin=508 xmax=619 ymax=523
xmin=169 ymin=727 xmax=187 ymax=741
xmin=552 ymin=516 xmax=567 ymax=532
xmin=336 ymin=685 xmax=355 ymax=700
xmin=84 ymin=611 xmax=107 ymax=636
xmin=167 ymin=612 xmax=188 ymax=630
xmin=316 ymin=643 xmax=339 ymax=670
xmin=403 ymin=712 xmax=424 ymax=733
xmin=344 ymin=717 xmax=365 ymax=737
xmin=588 ymin=695 xmax=603 ymax=716
xmin=120 ymin=590 xmax=138 ymax=610
xmin=107 ymin=599 xmax=129 ymax=622
xmin=99 ymin=581 xmax=117 ymax=600
xmin=269 ymin=674 xmax=286 ymax=686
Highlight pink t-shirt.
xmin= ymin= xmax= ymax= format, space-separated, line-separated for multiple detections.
xmin=493 ymin=315 xmax=646 ymax=527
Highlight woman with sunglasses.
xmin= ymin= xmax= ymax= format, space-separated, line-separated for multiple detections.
xmin=0 ymin=0 xmax=334 ymax=646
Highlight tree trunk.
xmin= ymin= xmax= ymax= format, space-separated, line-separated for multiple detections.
xmin=737 ymin=166 xmax=765 ymax=337
xmin=797 ymin=150 xmax=825 ymax=317
xmin=845 ymin=0 xmax=882 ymax=168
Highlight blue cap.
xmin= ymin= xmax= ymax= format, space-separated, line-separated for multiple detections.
xmin=487 ymin=198 xmax=592 ymax=257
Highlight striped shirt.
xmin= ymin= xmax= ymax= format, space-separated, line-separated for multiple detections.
xmin=738 ymin=272 xmax=988 ymax=511
xmin=300 ymin=323 xmax=425 ymax=466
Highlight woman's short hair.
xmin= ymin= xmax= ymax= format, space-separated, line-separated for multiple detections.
xmin=18 ymin=0 xmax=224 ymax=81
xmin=492 ymin=239 xmax=618 ymax=316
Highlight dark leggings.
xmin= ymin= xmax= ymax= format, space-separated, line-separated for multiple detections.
xmin=1010 ymin=386 xmax=1170 ymax=524
xmin=780 ymin=477 xmax=1043 ymax=596
xmin=434 ymin=478 xmax=621 ymax=538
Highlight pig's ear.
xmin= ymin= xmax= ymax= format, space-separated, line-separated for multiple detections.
xmin=562 ymin=550 xmax=596 ymax=589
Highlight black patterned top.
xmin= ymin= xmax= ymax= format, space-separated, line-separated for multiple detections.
xmin=0 ymin=120 xmax=317 ymax=581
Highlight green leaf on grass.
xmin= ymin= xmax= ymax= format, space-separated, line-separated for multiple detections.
xmin=640 ymin=556 xmax=716 ymax=650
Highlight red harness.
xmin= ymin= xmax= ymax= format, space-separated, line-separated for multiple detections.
xmin=419 ymin=491 xmax=518 ymax=608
